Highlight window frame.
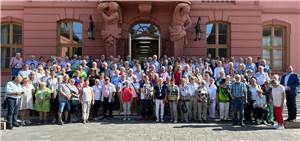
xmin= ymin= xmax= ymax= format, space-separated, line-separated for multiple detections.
xmin=1 ymin=22 xmax=23 ymax=72
xmin=206 ymin=22 xmax=230 ymax=58
xmin=262 ymin=25 xmax=286 ymax=72
xmin=57 ymin=20 xmax=83 ymax=57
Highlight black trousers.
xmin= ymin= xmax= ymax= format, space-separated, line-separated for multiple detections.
xmin=102 ymin=98 xmax=113 ymax=119
xmin=253 ymin=107 xmax=268 ymax=120
xmin=141 ymin=100 xmax=152 ymax=119
xmin=244 ymin=100 xmax=254 ymax=121
xmin=286 ymin=92 xmax=297 ymax=120
xmin=51 ymin=94 xmax=58 ymax=120
xmin=92 ymin=100 xmax=101 ymax=118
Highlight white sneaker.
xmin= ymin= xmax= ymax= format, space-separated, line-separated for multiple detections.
xmin=123 ymin=118 xmax=126 ymax=121
xmin=156 ymin=119 xmax=159 ymax=122
xmin=276 ymin=125 xmax=285 ymax=130
xmin=174 ymin=120 xmax=178 ymax=123
xmin=273 ymin=124 xmax=279 ymax=129
xmin=161 ymin=119 xmax=164 ymax=122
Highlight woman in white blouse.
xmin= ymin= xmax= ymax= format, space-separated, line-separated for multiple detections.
xmin=80 ymin=79 xmax=95 ymax=124
xmin=20 ymin=78 xmax=35 ymax=125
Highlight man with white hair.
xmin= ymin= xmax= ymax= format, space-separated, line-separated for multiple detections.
xmin=254 ymin=66 xmax=270 ymax=86
xmin=5 ymin=75 xmax=24 ymax=129
xmin=230 ymin=74 xmax=248 ymax=127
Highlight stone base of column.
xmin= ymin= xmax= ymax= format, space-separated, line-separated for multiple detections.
xmin=173 ymin=38 xmax=185 ymax=57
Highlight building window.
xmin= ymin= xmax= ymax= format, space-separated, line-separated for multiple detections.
xmin=1 ymin=23 xmax=23 ymax=70
xmin=57 ymin=20 xmax=83 ymax=57
xmin=263 ymin=25 xmax=285 ymax=71
xmin=206 ymin=22 xmax=229 ymax=58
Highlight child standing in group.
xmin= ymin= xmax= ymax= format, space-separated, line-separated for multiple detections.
xmin=121 ymin=80 xmax=134 ymax=120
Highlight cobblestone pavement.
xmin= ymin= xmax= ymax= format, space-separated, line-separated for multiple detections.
xmin=1 ymin=119 xmax=300 ymax=141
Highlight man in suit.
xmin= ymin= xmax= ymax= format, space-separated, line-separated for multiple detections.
xmin=280 ymin=66 xmax=300 ymax=122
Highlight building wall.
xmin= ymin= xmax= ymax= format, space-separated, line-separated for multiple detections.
xmin=1 ymin=0 xmax=300 ymax=85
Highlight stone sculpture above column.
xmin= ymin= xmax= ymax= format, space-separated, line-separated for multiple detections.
xmin=97 ymin=1 xmax=122 ymax=57
xmin=169 ymin=2 xmax=192 ymax=57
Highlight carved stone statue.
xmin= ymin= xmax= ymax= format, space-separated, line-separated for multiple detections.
xmin=169 ymin=3 xmax=192 ymax=42
xmin=169 ymin=2 xmax=192 ymax=57
xmin=97 ymin=1 xmax=122 ymax=56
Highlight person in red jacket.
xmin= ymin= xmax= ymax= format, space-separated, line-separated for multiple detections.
xmin=174 ymin=65 xmax=182 ymax=86
xmin=121 ymin=80 xmax=134 ymax=120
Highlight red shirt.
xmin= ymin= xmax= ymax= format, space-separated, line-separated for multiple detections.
xmin=174 ymin=71 xmax=181 ymax=86
xmin=122 ymin=87 xmax=133 ymax=102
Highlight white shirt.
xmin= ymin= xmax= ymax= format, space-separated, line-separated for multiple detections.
xmin=254 ymin=95 xmax=266 ymax=108
xmin=140 ymin=83 xmax=153 ymax=100
xmin=180 ymin=85 xmax=190 ymax=97
xmin=271 ymin=85 xmax=285 ymax=107
xmin=5 ymin=81 xmax=24 ymax=99
xmin=188 ymin=83 xmax=199 ymax=96
xmin=93 ymin=85 xmax=102 ymax=101
xmin=284 ymin=73 xmax=291 ymax=87
xmin=82 ymin=86 xmax=93 ymax=102
xmin=18 ymin=70 xmax=31 ymax=79
xmin=249 ymin=85 xmax=260 ymax=101
xmin=214 ymin=66 xmax=224 ymax=79
xmin=255 ymin=72 xmax=270 ymax=85
xmin=207 ymin=83 xmax=217 ymax=100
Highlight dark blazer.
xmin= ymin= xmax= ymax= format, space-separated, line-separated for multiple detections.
xmin=280 ymin=73 xmax=300 ymax=95
xmin=153 ymin=84 xmax=169 ymax=100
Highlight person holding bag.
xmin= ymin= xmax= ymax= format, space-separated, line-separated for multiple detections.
xmin=196 ymin=80 xmax=209 ymax=122
xmin=168 ymin=78 xmax=180 ymax=123
xmin=68 ymin=78 xmax=80 ymax=123
xmin=179 ymin=78 xmax=190 ymax=122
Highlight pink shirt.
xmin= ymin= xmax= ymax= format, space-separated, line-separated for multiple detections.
xmin=103 ymin=85 xmax=110 ymax=98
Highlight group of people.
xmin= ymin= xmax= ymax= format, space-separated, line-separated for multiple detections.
xmin=4 ymin=53 xmax=300 ymax=130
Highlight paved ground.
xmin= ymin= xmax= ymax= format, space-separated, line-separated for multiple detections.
xmin=1 ymin=119 xmax=300 ymax=141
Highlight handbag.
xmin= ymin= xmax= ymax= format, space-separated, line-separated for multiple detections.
xmin=181 ymin=101 xmax=188 ymax=113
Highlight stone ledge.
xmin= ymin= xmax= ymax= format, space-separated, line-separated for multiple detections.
xmin=285 ymin=120 xmax=300 ymax=129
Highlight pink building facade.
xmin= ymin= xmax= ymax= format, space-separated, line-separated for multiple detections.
xmin=1 ymin=0 xmax=300 ymax=84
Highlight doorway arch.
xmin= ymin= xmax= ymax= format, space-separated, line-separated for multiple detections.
xmin=129 ymin=22 xmax=160 ymax=60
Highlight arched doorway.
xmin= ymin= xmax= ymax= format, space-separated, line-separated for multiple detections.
xmin=129 ymin=22 xmax=160 ymax=59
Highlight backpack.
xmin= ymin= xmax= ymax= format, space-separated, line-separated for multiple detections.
xmin=181 ymin=101 xmax=188 ymax=113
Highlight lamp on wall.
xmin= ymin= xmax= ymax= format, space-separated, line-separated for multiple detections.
xmin=88 ymin=15 xmax=95 ymax=40
xmin=194 ymin=16 xmax=202 ymax=41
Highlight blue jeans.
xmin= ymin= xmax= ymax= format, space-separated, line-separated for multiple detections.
xmin=6 ymin=97 xmax=20 ymax=127
xmin=58 ymin=100 xmax=70 ymax=113
xmin=232 ymin=97 xmax=245 ymax=124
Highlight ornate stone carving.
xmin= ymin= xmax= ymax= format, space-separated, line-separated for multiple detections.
xmin=98 ymin=1 xmax=122 ymax=56
xmin=169 ymin=2 xmax=192 ymax=42
xmin=169 ymin=2 xmax=192 ymax=57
